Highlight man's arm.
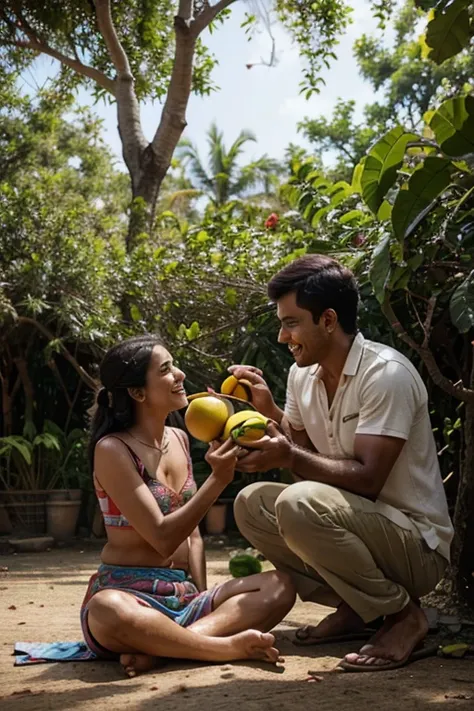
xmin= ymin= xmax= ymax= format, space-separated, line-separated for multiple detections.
xmin=236 ymin=423 xmax=405 ymax=499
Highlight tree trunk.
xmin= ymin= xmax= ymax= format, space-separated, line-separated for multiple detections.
xmin=13 ymin=355 xmax=35 ymax=425
xmin=0 ymin=369 xmax=12 ymax=436
xmin=127 ymin=150 xmax=167 ymax=244
xmin=450 ymin=400 xmax=474 ymax=606
xmin=126 ymin=20 xmax=197 ymax=247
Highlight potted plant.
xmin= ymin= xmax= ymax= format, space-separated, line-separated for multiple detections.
xmin=0 ymin=420 xmax=62 ymax=535
xmin=0 ymin=420 xmax=88 ymax=540
xmin=44 ymin=423 xmax=88 ymax=541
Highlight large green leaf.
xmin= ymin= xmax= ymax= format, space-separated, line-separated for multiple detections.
xmin=392 ymin=157 xmax=453 ymax=241
xmin=421 ymin=0 xmax=471 ymax=65
xmin=351 ymin=158 xmax=365 ymax=194
xmin=429 ymin=96 xmax=474 ymax=157
xmin=450 ymin=270 xmax=474 ymax=333
xmin=0 ymin=436 xmax=32 ymax=465
xmin=369 ymin=234 xmax=391 ymax=304
xmin=361 ymin=127 xmax=419 ymax=215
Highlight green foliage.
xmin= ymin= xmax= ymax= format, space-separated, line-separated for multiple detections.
xmin=450 ymin=271 xmax=474 ymax=333
xmin=298 ymin=99 xmax=391 ymax=181
xmin=428 ymin=95 xmax=474 ymax=157
xmin=361 ymin=126 xmax=419 ymax=215
xmin=275 ymin=0 xmax=353 ymax=96
xmin=421 ymin=0 xmax=472 ymax=65
xmin=0 ymin=1 xmax=217 ymax=101
xmin=369 ymin=234 xmax=391 ymax=303
xmin=392 ymin=157 xmax=454 ymax=240
xmin=178 ymin=123 xmax=284 ymax=206
xmin=300 ymin=1 xmax=474 ymax=181
xmin=0 ymin=420 xmax=87 ymax=491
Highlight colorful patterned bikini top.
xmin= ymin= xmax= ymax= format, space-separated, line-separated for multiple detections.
xmin=95 ymin=428 xmax=197 ymax=528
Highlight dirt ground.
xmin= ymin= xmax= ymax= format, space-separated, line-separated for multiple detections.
xmin=1 ymin=544 xmax=473 ymax=711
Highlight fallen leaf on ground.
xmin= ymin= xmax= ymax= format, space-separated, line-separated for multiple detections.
xmin=11 ymin=689 xmax=32 ymax=696
xmin=8 ymin=605 xmax=16 ymax=610
xmin=306 ymin=671 xmax=324 ymax=682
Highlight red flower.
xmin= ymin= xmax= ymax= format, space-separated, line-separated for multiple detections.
xmin=353 ymin=232 xmax=366 ymax=247
xmin=265 ymin=213 xmax=279 ymax=230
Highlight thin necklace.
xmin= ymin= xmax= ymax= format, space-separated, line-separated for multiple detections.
xmin=127 ymin=428 xmax=170 ymax=455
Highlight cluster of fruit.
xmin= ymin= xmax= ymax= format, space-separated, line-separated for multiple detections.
xmin=185 ymin=375 xmax=268 ymax=446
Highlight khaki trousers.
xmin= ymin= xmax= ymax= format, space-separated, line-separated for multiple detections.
xmin=234 ymin=481 xmax=447 ymax=623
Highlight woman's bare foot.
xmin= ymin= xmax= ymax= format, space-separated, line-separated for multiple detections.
xmin=232 ymin=630 xmax=281 ymax=664
xmin=294 ymin=602 xmax=372 ymax=645
xmin=120 ymin=631 xmax=279 ymax=673
xmin=120 ymin=653 xmax=158 ymax=677
xmin=342 ymin=600 xmax=429 ymax=670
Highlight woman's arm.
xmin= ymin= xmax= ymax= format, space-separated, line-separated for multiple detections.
xmin=187 ymin=526 xmax=207 ymax=591
xmin=94 ymin=437 xmax=238 ymax=560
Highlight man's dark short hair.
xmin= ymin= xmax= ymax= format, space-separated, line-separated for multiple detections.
xmin=267 ymin=255 xmax=359 ymax=335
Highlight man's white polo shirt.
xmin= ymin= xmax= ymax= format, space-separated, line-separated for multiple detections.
xmin=284 ymin=332 xmax=454 ymax=561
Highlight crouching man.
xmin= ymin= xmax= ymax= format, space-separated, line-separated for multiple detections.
xmin=232 ymin=255 xmax=453 ymax=672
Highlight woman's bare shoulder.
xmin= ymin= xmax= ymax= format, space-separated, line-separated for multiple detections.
xmin=95 ymin=434 xmax=130 ymax=457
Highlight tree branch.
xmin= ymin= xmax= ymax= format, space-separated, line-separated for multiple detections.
xmin=93 ymin=0 xmax=132 ymax=77
xmin=2 ymin=5 xmax=115 ymax=94
xmin=93 ymin=0 xmax=147 ymax=189
xmin=47 ymin=358 xmax=73 ymax=409
xmin=148 ymin=7 xmax=197 ymax=205
xmin=1 ymin=36 xmax=115 ymax=94
xmin=15 ymin=317 xmax=97 ymax=390
xmin=382 ymin=298 xmax=474 ymax=404
xmin=422 ymin=295 xmax=437 ymax=348
xmin=192 ymin=0 xmax=237 ymax=36
xmin=183 ymin=304 xmax=273 ymax=346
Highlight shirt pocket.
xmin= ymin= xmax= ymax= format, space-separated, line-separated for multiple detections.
xmin=339 ymin=411 xmax=360 ymax=455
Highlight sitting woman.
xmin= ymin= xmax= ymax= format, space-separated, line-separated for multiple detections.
xmin=82 ymin=334 xmax=296 ymax=677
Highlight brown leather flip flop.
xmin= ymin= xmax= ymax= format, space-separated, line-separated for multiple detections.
xmin=337 ymin=643 xmax=438 ymax=672
xmin=294 ymin=619 xmax=383 ymax=647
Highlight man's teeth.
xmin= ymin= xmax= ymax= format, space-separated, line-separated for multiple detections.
xmin=289 ymin=344 xmax=301 ymax=353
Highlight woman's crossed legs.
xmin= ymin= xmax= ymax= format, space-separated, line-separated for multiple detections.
xmin=86 ymin=570 xmax=296 ymax=676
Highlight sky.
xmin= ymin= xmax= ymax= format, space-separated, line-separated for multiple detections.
xmin=26 ymin=1 xmax=393 ymax=170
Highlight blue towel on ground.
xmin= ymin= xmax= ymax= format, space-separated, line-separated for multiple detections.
xmin=14 ymin=641 xmax=97 ymax=665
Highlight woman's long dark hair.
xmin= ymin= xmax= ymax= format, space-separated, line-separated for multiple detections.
xmin=88 ymin=334 xmax=164 ymax=473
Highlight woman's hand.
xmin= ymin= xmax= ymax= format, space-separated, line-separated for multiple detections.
xmin=227 ymin=365 xmax=282 ymax=422
xmin=205 ymin=437 xmax=240 ymax=486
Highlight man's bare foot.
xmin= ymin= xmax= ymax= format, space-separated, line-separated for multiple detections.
xmin=120 ymin=653 xmax=159 ymax=677
xmin=232 ymin=630 xmax=281 ymax=664
xmin=294 ymin=602 xmax=375 ymax=645
xmin=342 ymin=599 xmax=429 ymax=670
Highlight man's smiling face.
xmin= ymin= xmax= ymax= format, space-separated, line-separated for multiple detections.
xmin=276 ymin=291 xmax=334 ymax=367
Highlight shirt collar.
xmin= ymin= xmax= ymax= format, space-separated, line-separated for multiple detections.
xmin=342 ymin=331 xmax=365 ymax=376
xmin=310 ymin=331 xmax=365 ymax=379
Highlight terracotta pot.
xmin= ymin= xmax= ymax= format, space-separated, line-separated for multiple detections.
xmin=205 ymin=503 xmax=227 ymax=535
xmin=47 ymin=489 xmax=82 ymax=502
xmin=46 ymin=500 xmax=81 ymax=541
